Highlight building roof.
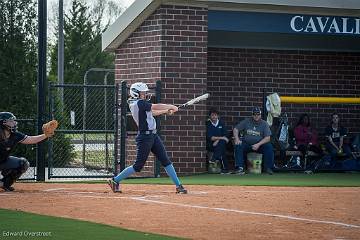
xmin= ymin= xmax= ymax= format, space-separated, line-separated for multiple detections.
xmin=102 ymin=0 xmax=360 ymax=52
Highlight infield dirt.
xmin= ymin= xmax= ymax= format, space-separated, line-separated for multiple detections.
xmin=1 ymin=183 xmax=359 ymax=240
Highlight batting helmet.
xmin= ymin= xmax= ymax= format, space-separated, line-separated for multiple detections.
xmin=0 ymin=112 xmax=18 ymax=132
xmin=130 ymin=82 xmax=149 ymax=99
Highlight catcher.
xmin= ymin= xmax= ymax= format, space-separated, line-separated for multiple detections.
xmin=0 ymin=112 xmax=58 ymax=191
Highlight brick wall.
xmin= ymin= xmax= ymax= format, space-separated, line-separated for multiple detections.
xmin=208 ymin=48 xmax=360 ymax=145
xmin=115 ymin=5 xmax=208 ymax=175
xmin=115 ymin=5 xmax=359 ymax=175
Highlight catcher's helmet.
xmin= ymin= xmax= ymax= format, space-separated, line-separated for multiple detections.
xmin=130 ymin=82 xmax=149 ymax=99
xmin=0 ymin=112 xmax=17 ymax=132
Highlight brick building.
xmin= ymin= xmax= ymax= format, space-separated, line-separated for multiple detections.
xmin=102 ymin=0 xmax=360 ymax=175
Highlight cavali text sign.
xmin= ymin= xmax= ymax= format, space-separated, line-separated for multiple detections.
xmin=209 ymin=11 xmax=360 ymax=36
xmin=291 ymin=16 xmax=360 ymax=35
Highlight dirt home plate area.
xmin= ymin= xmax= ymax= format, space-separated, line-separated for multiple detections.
xmin=1 ymin=183 xmax=359 ymax=239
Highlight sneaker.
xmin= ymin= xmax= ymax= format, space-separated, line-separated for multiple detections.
xmin=208 ymin=159 xmax=216 ymax=164
xmin=233 ymin=167 xmax=245 ymax=175
xmin=107 ymin=178 xmax=121 ymax=193
xmin=176 ymin=185 xmax=187 ymax=194
xmin=220 ymin=170 xmax=231 ymax=175
xmin=265 ymin=168 xmax=274 ymax=175
xmin=304 ymin=170 xmax=313 ymax=174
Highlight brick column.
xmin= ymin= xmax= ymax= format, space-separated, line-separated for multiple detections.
xmin=159 ymin=5 xmax=208 ymax=174
xmin=114 ymin=5 xmax=208 ymax=175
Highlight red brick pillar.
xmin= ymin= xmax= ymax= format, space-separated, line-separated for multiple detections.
xmin=115 ymin=5 xmax=208 ymax=176
xmin=159 ymin=5 xmax=208 ymax=174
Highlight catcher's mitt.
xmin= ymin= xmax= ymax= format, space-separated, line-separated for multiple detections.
xmin=42 ymin=120 xmax=58 ymax=137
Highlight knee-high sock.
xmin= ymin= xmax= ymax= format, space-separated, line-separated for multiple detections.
xmin=114 ymin=165 xmax=135 ymax=183
xmin=164 ymin=164 xmax=181 ymax=187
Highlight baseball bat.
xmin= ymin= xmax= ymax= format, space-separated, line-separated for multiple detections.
xmin=178 ymin=93 xmax=210 ymax=109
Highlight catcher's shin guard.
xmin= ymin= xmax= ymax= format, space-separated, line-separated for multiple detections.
xmin=107 ymin=178 xmax=121 ymax=193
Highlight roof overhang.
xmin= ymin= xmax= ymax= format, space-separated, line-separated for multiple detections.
xmin=102 ymin=0 xmax=360 ymax=52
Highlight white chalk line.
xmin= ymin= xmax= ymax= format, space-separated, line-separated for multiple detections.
xmin=43 ymin=188 xmax=74 ymax=192
xmin=43 ymin=187 xmax=208 ymax=195
xmin=44 ymin=189 xmax=360 ymax=230
xmin=2 ymin=188 xmax=360 ymax=230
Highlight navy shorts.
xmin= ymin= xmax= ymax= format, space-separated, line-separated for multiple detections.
xmin=133 ymin=133 xmax=172 ymax=172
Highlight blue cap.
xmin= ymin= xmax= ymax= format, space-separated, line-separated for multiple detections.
xmin=252 ymin=107 xmax=261 ymax=114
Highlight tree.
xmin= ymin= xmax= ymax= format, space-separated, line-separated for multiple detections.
xmin=48 ymin=0 xmax=122 ymax=85
xmin=0 ymin=0 xmax=38 ymax=166
xmin=0 ymin=0 xmax=37 ymax=118
xmin=47 ymin=0 xmax=122 ymax=168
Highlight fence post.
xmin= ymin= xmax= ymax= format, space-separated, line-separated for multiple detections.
xmin=36 ymin=0 xmax=47 ymax=181
xmin=48 ymin=84 xmax=55 ymax=179
xmin=114 ymin=83 xmax=120 ymax=176
xmin=120 ymin=81 xmax=127 ymax=172
xmin=104 ymin=73 xmax=109 ymax=170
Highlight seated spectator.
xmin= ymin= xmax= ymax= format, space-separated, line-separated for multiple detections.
xmin=351 ymin=133 xmax=360 ymax=153
xmin=325 ymin=113 xmax=354 ymax=164
xmin=294 ymin=114 xmax=323 ymax=160
xmin=233 ymin=107 xmax=274 ymax=175
xmin=206 ymin=108 xmax=230 ymax=174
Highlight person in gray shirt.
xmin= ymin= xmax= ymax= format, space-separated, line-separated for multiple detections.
xmin=233 ymin=107 xmax=274 ymax=174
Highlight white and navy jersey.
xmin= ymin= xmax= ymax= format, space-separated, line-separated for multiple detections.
xmin=129 ymin=99 xmax=156 ymax=131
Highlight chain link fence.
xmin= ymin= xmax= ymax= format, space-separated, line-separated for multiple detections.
xmin=16 ymin=119 xmax=37 ymax=180
xmin=48 ymin=83 xmax=117 ymax=179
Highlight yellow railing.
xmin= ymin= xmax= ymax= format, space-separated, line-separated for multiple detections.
xmin=280 ymin=96 xmax=360 ymax=104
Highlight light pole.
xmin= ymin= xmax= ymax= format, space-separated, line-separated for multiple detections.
xmin=58 ymin=0 xmax=64 ymax=107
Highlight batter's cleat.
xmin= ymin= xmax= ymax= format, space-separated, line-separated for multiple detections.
xmin=176 ymin=185 xmax=187 ymax=194
xmin=107 ymin=178 xmax=121 ymax=193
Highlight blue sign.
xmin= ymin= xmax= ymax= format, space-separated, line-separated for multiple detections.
xmin=208 ymin=11 xmax=360 ymax=36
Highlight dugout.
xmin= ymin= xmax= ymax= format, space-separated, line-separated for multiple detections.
xmin=102 ymin=0 xmax=360 ymax=175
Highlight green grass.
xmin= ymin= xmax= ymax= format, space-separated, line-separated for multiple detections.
xmin=119 ymin=172 xmax=360 ymax=187
xmin=72 ymin=150 xmax=113 ymax=169
xmin=68 ymin=133 xmax=113 ymax=141
xmin=0 ymin=209 xmax=183 ymax=240
xmin=45 ymin=172 xmax=360 ymax=187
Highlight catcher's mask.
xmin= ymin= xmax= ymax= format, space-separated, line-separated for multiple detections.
xmin=130 ymin=82 xmax=151 ymax=100
xmin=0 ymin=112 xmax=18 ymax=132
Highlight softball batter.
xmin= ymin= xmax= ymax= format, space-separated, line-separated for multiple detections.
xmin=108 ymin=82 xmax=187 ymax=194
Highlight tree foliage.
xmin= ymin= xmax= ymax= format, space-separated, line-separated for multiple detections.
xmin=0 ymin=0 xmax=37 ymax=118
xmin=49 ymin=0 xmax=121 ymax=85
xmin=47 ymin=0 xmax=122 ymax=167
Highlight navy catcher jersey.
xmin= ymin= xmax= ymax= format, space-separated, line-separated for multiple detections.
xmin=129 ymin=99 xmax=156 ymax=131
xmin=0 ymin=131 xmax=27 ymax=163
